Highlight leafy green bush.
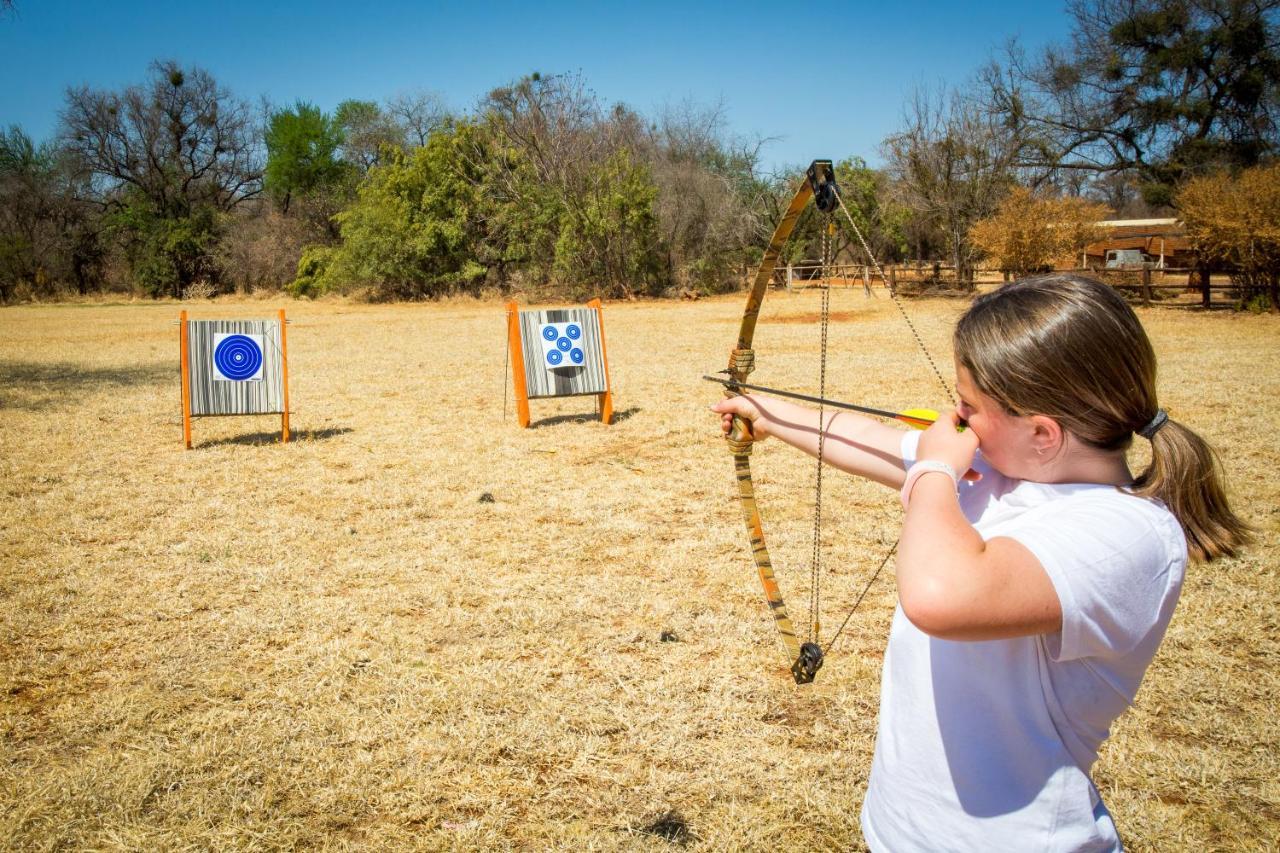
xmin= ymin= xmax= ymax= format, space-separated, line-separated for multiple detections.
xmin=288 ymin=246 xmax=334 ymax=298
xmin=304 ymin=122 xmax=487 ymax=300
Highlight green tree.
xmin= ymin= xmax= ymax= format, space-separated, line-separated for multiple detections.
xmin=834 ymin=157 xmax=909 ymax=265
xmin=301 ymin=120 xmax=487 ymax=299
xmin=479 ymin=73 xmax=672 ymax=295
xmin=106 ymin=196 xmax=220 ymax=298
xmin=264 ymin=102 xmax=347 ymax=214
xmin=553 ymin=148 xmax=664 ymax=299
xmin=751 ymin=159 xmax=905 ymax=284
xmin=984 ymin=0 xmax=1280 ymax=205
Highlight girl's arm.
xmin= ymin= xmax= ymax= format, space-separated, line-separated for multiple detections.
xmin=711 ymin=394 xmax=911 ymax=488
xmin=896 ymin=411 xmax=1062 ymax=641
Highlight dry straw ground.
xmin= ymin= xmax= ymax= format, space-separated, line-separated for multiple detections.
xmin=1 ymin=291 xmax=1277 ymax=851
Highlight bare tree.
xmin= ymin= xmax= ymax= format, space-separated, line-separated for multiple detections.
xmin=483 ymin=72 xmax=607 ymax=195
xmin=60 ymin=60 xmax=261 ymax=215
xmin=645 ymin=99 xmax=760 ymax=291
xmin=387 ymin=90 xmax=450 ymax=148
xmin=883 ymin=86 xmax=1020 ymax=286
xmin=335 ymin=99 xmax=404 ymax=171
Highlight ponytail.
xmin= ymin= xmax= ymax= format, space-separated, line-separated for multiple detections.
xmin=1131 ymin=417 xmax=1252 ymax=562
xmin=955 ymin=273 xmax=1253 ymax=563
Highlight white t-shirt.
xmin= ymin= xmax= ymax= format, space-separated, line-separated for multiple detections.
xmin=860 ymin=431 xmax=1187 ymax=852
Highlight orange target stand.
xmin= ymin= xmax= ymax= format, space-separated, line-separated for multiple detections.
xmin=506 ymin=298 xmax=613 ymax=428
xmin=179 ymin=309 xmax=291 ymax=448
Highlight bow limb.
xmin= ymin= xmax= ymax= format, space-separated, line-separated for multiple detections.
xmin=725 ymin=161 xmax=835 ymax=684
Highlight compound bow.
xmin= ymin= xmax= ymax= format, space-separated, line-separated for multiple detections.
xmin=720 ymin=160 xmax=953 ymax=684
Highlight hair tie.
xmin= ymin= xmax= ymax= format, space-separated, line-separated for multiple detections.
xmin=1137 ymin=408 xmax=1168 ymax=440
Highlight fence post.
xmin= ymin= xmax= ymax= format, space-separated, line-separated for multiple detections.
xmin=1199 ymin=265 xmax=1211 ymax=308
xmin=1141 ymin=267 xmax=1152 ymax=306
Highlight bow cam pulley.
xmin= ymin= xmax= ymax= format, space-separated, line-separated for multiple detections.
xmin=807 ymin=160 xmax=839 ymax=214
xmin=791 ymin=641 xmax=825 ymax=684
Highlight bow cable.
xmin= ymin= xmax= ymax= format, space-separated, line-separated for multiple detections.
xmin=811 ymin=176 xmax=957 ymax=660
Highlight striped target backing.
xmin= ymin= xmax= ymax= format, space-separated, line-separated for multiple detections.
xmin=516 ymin=308 xmax=608 ymax=398
xmin=186 ymin=319 xmax=285 ymax=415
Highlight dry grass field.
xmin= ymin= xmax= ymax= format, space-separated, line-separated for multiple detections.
xmin=1 ymin=291 xmax=1277 ymax=851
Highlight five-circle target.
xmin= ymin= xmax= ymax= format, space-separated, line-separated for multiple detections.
xmin=538 ymin=321 xmax=592 ymax=371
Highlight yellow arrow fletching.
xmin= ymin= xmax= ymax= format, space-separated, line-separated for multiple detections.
xmin=899 ymin=408 xmax=939 ymax=429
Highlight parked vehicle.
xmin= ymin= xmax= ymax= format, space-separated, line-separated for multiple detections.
xmin=1105 ymin=249 xmax=1152 ymax=269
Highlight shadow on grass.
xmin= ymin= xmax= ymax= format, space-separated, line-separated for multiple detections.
xmin=528 ymin=406 xmax=640 ymax=429
xmin=195 ymin=427 xmax=353 ymax=449
xmin=0 ymin=360 xmax=172 ymax=411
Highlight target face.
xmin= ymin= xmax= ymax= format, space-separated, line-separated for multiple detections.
xmin=537 ymin=322 xmax=585 ymax=370
xmin=212 ymin=333 xmax=264 ymax=381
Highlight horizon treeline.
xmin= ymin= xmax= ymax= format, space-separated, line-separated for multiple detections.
xmin=2 ymin=1 xmax=1276 ymax=303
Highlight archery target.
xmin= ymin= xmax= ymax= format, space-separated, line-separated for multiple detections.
xmin=538 ymin=322 xmax=585 ymax=370
xmin=212 ymin=333 xmax=264 ymax=381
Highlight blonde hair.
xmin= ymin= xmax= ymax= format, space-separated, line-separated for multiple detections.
xmin=953 ymin=274 xmax=1251 ymax=561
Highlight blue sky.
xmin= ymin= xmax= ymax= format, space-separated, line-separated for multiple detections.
xmin=1 ymin=1 xmax=1071 ymax=172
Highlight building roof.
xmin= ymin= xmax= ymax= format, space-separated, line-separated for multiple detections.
xmin=1096 ymin=218 xmax=1180 ymax=228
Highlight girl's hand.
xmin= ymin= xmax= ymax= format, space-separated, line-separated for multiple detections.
xmin=709 ymin=395 xmax=769 ymax=442
xmin=917 ymin=408 xmax=981 ymax=480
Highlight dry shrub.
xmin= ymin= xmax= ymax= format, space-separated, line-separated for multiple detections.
xmin=969 ymin=187 xmax=1109 ymax=276
xmin=1178 ymin=164 xmax=1280 ymax=310
xmin=216 ymin=206 xmax=326 ymax=294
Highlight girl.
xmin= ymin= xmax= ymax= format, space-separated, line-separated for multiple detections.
xmin=712 ymin=274 xmax=1250 ymax=851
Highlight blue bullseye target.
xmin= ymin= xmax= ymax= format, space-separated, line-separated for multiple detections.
xmin=542 ymin=326 xmax=559 ymax=342
xmin=565 ymin=324 xmax=581 ymax=340
xmin=556 ymin=336 xmax=572 ymax=352
xmin=569 ymin=347 xmax=584 ymax=364
xmin=212 ymin=333 xmax=264 ymax=381
xmin=547 ymin=349 xmax=564 ymax=365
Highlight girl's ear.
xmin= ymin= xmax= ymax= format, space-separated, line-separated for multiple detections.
xmin=1028 ymin=414 xmax=1064 ymax=456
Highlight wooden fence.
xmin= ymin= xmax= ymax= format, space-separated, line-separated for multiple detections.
xmin=777 ymin=261 xmax=1240 ymax=308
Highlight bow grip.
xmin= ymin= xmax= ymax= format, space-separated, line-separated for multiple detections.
xmin=724 ymin=389 xmax=755 ymax=455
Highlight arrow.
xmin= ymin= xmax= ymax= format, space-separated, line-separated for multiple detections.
xmin=704 ymin=374 xmax=943 ymax=430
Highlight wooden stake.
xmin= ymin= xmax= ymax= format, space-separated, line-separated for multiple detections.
xmin=505 ymin=300 xmax=531 ymax=428
xmin=588 ymin=297 xmax=613 ymax=425
xmin=179 ymin=310 xmax=192 ymax=449
xmin=279 ymin=308 xmax=291 ymax=443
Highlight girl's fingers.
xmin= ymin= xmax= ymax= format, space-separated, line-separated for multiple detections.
xmin=918 ymin=406 xmax=979 ymax=474
xmin=710 ymin=395 xmax=766 ymax=440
